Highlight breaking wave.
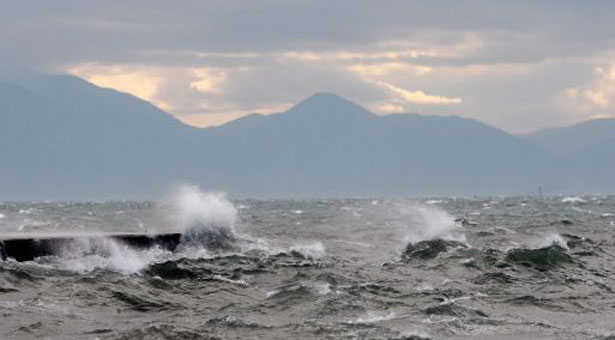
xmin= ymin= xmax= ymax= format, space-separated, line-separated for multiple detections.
xmin=3 ymin=197 xmax=615 ymax=339
xmin=289 ymin=242 xmax=326 ymax=260
xmin=4 ymin=186 xmax=328 ymax=274
xmin=562 ymin=196 xmax=587 ymax=204
xmin=44 ymin=237 xmax=170 ymax=274
xmin=398 ymin=204 xmax=466 ymax=244
xmin=173 ymin=185 xmax=237 ymax=239
xmin=382 ymin=202 xmax=468 ymax=261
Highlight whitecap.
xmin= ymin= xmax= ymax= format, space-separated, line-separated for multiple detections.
xmin=562 ymin=196 xmax=587 ymax=204
xmin=213 ymin=275 xmax=249 ymax=286
xmin=313 ymin=282 xmax=331 ymax=295
xmin=346 ymin=311 xmax=396 ymax=324
xmin=289 ymin=241 xmax=326 ymax=259
xmin=45 ymin=237 xmax=170 ymax=274
xmin=402 ymin=205 xmax=466 ymax=244
xmin=539 ymin=234 xmax=569 ymax=249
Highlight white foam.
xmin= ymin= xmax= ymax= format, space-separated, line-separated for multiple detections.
xmin=541 ymin=234 xmax=569 ymax=249
xmin=49 ymin=237 xmax=170 ymax=274
xmin=171 ymin=186 xmax=325 ymax=261
xmin=346 ymin=311 xmax=396 ymax=324
xmin=0 ymin=213 xmax=5 ymax=219
xmin=313 ymin=282 xmax=332 ymax=295
xmin=562 ymin=196 xmax=587 ymax=204
xmin=174 ymin=245 xmax=214 ymax=260
xmin=402 ymin=205 xmax=466 ymax=244
xmin=289 ymin=241 xmax=326 ymax=259
xmin=213 ymin=275 xmax=249 ymax=286
xmin=173 ymin=185 xmax=237 ymax=232
xmin=414 ymin=284 xmax=435 ymax=293
xmin=266 ymin=281 xmax=330 ymax=299
xmin=266 ymin=288 xmax=281 ymax=298
xmin=170 ymin=185 xmax=245 ymax=255
xmin=571 ymin=206 xmax=593 ymax=214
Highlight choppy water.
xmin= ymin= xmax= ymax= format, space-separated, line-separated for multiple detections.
xmin=1 ymin=191 xmax=615 ymax=339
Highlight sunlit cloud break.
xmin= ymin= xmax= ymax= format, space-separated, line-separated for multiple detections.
xmin=375 ymin=81 xmax=462 ymax=105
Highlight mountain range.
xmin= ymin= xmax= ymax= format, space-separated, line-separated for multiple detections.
xmin=1 ymin=73 xmax=613 ymax=200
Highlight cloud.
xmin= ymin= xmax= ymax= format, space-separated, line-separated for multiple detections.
xmin=3 ymin=1 xmax=612 ymax=131
xmin=366 ymin=101 xmax=406 ymax=114
xmin=346 ymin=63 xmax=433 ymax=77
xmin=561 ymin=61 xmax=615 ymax=119
xmin=66 ymin=62 xmax=308 ymax=126
xmin=373 ymin=81 xmax=462 ymax=105
xmin=277 ymin=32 xmax=483 ymax=64
xmin=190 ymin=68 xmax=230 ymax=94
xmin=69 ymin=63 xmax=164 ymax=101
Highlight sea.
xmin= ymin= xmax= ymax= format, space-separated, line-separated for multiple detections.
xmin=1 ymin=188 xmax=615 ymax=340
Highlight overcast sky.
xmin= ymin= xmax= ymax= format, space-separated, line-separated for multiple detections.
xmin=2 ymin=0 xmax=615 ymax=132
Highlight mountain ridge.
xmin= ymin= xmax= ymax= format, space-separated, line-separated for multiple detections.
xmin=522 ymin=118 xmax=615 ymax=155
xmin=0 ymin=73 xmax=612 ymax=199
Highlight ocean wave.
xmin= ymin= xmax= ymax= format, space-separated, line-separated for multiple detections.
xmin=504 ymin=244 xmax=573 ymax=271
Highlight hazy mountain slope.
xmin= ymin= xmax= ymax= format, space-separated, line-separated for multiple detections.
xmin=200 ymin=93 xmax=563 ymax=196
xmin=0 ymin=74 xmax=201 ymax=200
xmin=523 ymin=118 xmax=615 ymax=155
xmin=521 ymin=118 xmax=615 ymax=193
xmin=0 ymin=75 xmax=593 ymax=199
xmin=562 ymin=138 xmax=615 ymax=194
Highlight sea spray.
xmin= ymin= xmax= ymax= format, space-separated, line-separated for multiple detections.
xmin=4 ymin=197 xmax=615 ymax=339
xmin=372 ymin=201 xmax=468 ymax=261
xmin=50 ymin=237 xmax=169 ymax=274
xmin=401 ymin=204 xmax=466 ymax=244
xmin=539 ymin=234 xmax=569 ymax=250
xmin=366 ymin=200 xmax=466 ymax=245
xmin=171 ymin=185 xmax=327 ymax=258
xmin=7 ymin=188 xmax=329 ymax=273
xmin=173 ymin=185 xmax=237 ymax=233
xmin=173 ymin=186 xmax=239 ymax=252
xmin=289 ymin=241 xmax=326 ymax=260
xmin=4 ymin=185 xmax=241 ymax=273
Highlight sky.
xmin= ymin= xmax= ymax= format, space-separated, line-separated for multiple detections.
xmin=2 ymin=0 xmax=615 ymax=133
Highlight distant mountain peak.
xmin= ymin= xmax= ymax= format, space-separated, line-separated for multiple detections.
xmin=287 ymin=92 xmax=374 ymax=119
xmin=303 ymin=91 xmax=351 ymax=102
